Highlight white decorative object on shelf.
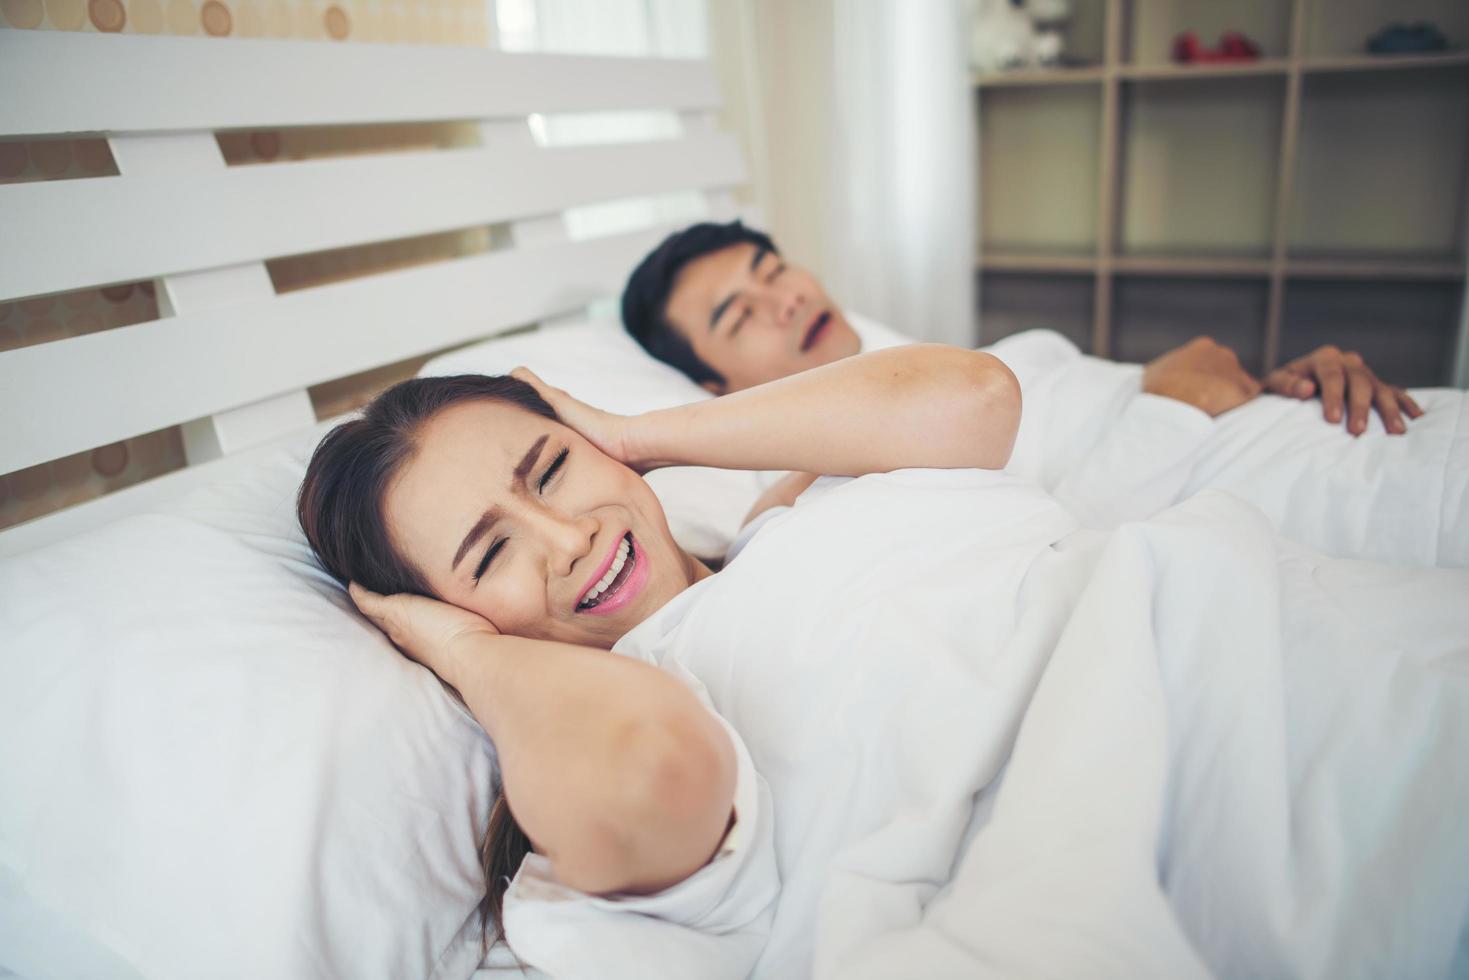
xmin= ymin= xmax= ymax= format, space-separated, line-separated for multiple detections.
xmin=971 ymin=0 xmax=1071 ymax=72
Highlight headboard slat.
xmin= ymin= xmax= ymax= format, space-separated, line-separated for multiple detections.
xmin=0 ymin=33 xmax=721 ymax=137
xmin=0 ymin=225 xmax=673 ymax=474
xmin=0 ymin=134 xmax=746 ymax=302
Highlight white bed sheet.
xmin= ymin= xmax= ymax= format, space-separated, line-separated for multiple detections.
xmin=601 ymin=470 xmax=1469 ymax=980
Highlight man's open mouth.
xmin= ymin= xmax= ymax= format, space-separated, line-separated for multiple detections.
xmin=577 ymin=533 xmax=637 ymax=611
xmin=800 ymin=311 xmax=831 ymax=353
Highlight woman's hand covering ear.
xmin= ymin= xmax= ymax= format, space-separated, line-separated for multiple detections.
xmin=511 ymin=367 xmax=652 ymax=472
xmin=348 ymin=582 xmax=498 ymax=685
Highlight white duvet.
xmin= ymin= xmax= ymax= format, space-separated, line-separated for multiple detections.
xmin=985 ymin=330 xmax=1469 ymax=569
xmin=595 ymin=471 xmax=1469 ymax=979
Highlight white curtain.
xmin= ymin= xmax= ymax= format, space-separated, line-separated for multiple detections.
xmin=827 ymin=0 xmax=976 ymax=346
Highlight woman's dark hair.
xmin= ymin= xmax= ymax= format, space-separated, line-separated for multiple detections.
xmin=296 ymin=372 xmax=556 ymax=950
xmin=620 ymin=220 xmax=778 ymax=388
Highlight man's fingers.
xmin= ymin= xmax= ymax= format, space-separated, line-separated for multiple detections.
xmin=1265 ymin=366 xmax=1302 ymax=398
xmin=1374 ymin=385 xmax=1405 ymax=435
xmin=1398 ymin=389 xmax=1425 ymax=419
xmin=1316 ymin=359 xmax=1346 ymax=424
xmin=1345 ymin=365 xmax=1374 ymax=435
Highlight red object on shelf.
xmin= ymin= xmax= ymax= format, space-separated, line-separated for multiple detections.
xmin=1172 ymin=30 xmax=1262 ymax=64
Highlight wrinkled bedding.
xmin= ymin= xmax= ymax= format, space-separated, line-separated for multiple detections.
xmin=597 ymin=471 xmax=1469 ymax=979
xmin=987 ymin=330 xmax=1469 ymax=569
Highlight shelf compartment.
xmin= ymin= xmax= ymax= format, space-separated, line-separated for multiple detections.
xmin=1117 ymin=59 xmax=1289 ymax=81
xmin=1302 ymin=0 xmax=1469 ymax=60
xmin=1123 ymin=0 xmax=1293 ymax=67
xmin=973 ymin=52 xmax=1469 ymax=91
xmin=977 ymin=250 xmax=1097 ymax=273
xmin=1286 ymin=252 xmax=1466 ymax=281
xmin=975 ymin=66 xmax=1104 ymax=88
xmin=1111 ymin=276 xmax=1268 ymax=373
xmin=1117 ymin=75 xmax=1283 ymax=257
xmin=1112 ymin=253 xmax=1272 ymax=276
xmin=1289 ymin=68 xmax=1469 ymax=259
xmin=979 ymin=271 xmax=1095 ymax=352
xmin=980 ymin=86 xmax=1102 ymax=255
xmin=1302 ymin=50 xmax=1469 ymax=75
xmin=1281 ymin=279 xmax=1464 ymax=387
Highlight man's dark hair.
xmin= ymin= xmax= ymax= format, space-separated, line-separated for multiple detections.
xmin=620 ymin=220 xmax=778 ymax=387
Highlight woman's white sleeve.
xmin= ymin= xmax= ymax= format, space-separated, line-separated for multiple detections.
xmin=500 ymin=712 xmax=779 ymax=980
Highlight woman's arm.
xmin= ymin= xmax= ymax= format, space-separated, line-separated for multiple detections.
xmin=447 ymin=632 xmax=735 ymax=896
xmin=349 ymin=585 xmax=735 ymax=896
xmin=636 ymin=345 xmax=1019 ymax=474
xmin=517 ymin=344 xmax=1021 ymax=476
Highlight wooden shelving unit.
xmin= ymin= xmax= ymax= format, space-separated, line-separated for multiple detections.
xmin=974 ymin=0 xmax=1469 ymax=384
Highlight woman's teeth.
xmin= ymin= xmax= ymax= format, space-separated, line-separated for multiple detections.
xmin=580 ymin=535 xmax=633 ymax=609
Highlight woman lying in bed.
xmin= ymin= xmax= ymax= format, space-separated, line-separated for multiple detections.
xmin=298 ymin=345 xmax=1469 ymax=980
xmin=298 ymin=344 xmax=1015 ymax=923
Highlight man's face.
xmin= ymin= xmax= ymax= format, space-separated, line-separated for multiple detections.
xmin=663 ymin=242 xmax=861 ymax=393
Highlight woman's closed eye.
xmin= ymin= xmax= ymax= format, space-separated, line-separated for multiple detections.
xmin=538 ymin=447 xmax=568 ymax=493
xmin=473 ymin=537 xmax=505 ymax=582
xmin=474 ymin=448 xmax=569 ymax=583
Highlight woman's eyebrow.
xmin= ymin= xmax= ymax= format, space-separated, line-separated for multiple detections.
xmin=450 ymin=434 xmax=548 ymax=571
xmin=512 ymin=435 xmax=548 ymax=484
xmin=452 ymin=507 xmax=500 ymax=572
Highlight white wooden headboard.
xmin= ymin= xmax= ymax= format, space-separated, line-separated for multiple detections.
xmin=0 ymin=30 xmax=747 ymax=554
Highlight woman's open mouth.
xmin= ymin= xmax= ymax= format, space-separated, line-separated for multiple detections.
xmin=800 ymin=311 xmax=831 ymax=353
xmin=575 ymin=532 xmax=649 ymax=616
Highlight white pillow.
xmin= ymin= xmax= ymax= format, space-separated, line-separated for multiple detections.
xmin=0 ymin=426 xmax=498 ymax=980
xmin=418 ymin=314 xmax=915 ymax=558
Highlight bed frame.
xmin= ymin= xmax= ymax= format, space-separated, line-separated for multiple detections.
xmin=0 ymin=30 xmax=748 ymax=557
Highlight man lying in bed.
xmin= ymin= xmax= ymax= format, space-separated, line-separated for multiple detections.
xmin=621 ymin=221 xmax=1466 ymax=568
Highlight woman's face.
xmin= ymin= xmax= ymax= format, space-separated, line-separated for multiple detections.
xmin=383 ymin=399 xmax=698 ymax=649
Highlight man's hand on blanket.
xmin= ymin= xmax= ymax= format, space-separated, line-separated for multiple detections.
xmin=1143 ymin=336 xmax=1262 ymax=417
xmin=510 ymin=367 xmax=649 ymax=472
xmin=348 ymin=582 xmax=498 ymax=685
xmin=1264 ymin=346 xmax=1424 ymax=436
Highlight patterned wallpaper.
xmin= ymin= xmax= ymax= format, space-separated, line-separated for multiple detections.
xmin=0 ymin=0 xmax=490 ymax=43
xmin=1 ymin=3 xmax=498 ymax=530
